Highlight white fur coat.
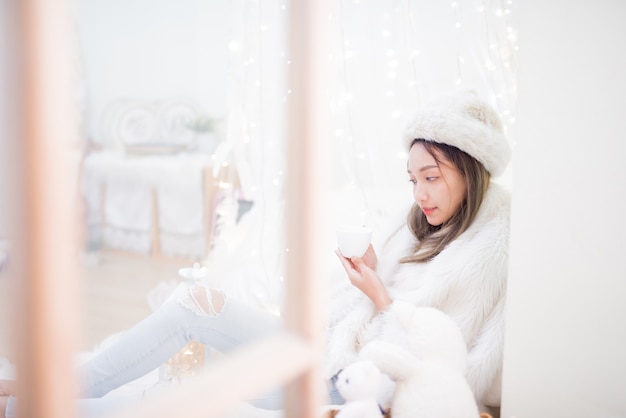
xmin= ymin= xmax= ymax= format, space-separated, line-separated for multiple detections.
xmin=325 ymin=182 xmax=510 ymax=408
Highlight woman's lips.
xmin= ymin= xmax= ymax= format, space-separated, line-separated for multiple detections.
xmin=422 ymin=207 xmax=436 ymax=216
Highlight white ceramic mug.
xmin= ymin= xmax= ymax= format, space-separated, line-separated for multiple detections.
xmin=336 ymin=225 xmax=373 ymax=258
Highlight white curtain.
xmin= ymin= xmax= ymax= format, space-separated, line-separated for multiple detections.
xmin=208 ymin=0 xmax=518 ymax=312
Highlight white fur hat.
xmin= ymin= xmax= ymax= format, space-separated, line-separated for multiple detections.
xmin=403 ymin=89 xmax=511 ymax=177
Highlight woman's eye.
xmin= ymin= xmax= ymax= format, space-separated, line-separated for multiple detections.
xmin=426 ymin=176 xmax=438 ymax=182
xmin=408 ymin=179 xmax=417 ymax=184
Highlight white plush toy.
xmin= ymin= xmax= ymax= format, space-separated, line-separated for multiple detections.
xmin=358 ymin=303 xmax=480 ymax=418
xmin=377 ymin=302 xmax=469 ymax=373
xmin=334 ymin=360 xmax=385 ymax=418
xmin=360 ymin=341 xmax=479 ymax=418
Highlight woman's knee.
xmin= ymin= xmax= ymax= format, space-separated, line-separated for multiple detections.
xmin=179 ymin=285 xmax=226 ymax=317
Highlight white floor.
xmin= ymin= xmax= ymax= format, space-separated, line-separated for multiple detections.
xmin=0 ymin=251 xmax=188 ymax=359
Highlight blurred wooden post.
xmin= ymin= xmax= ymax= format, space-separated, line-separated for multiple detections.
xmin=14 ymin=0 xmax=81 ymax=417
xmin=284 ymin=1 xmax=329 ymax=417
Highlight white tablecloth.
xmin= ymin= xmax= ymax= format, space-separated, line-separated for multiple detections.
xmin=82 ymin=151 xmax=215 ymax=258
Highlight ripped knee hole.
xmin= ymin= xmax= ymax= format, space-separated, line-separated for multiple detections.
xmin=184 ymin=285 xmax=225 ymax=316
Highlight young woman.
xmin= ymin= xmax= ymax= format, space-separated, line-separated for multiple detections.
xmin=326 ymin=90 xmax=510 ymax=413
xmin=1 ymin=89 xmax=511 ymax=417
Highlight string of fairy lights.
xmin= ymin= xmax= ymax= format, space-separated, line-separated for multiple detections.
xmin=210 ymin=0 xmax=518 ymax=312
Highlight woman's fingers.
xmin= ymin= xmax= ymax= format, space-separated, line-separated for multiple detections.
xmin=350 ymin=257 xmax=368 ymax=272
xmin=335 ymin=250 xmax=355 ymax=271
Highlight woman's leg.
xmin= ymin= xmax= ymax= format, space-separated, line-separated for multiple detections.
xmin=2 ymin=367 xmax=342 ymax=417
xmin=81 ymin=285 xmax=282 ymax=399
xmin=3 ymin=393 xmax=147 ymax=418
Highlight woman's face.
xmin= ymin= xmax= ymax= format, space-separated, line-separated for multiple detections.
xmin=407 ymin=142 xmax=467 ymax=226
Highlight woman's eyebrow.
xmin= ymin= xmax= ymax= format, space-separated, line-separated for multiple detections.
xmin=407 ymin=164 xmax=438 ymax=175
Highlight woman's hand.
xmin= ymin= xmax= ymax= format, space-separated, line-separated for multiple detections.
xmin=335 ymin=249 xmax=391 ymax=312
xmin=359 ymin=244 xmax=378 ymax=271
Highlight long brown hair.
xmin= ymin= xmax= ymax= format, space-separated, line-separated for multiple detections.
xmin=400 ymin=139 xmax=490 ymax=263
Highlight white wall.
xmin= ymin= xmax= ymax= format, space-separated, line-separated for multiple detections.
xmin=75 ymin=0 xmax=232 ymax=143
xmin=502 ymin=1 xmax=626 ymax=417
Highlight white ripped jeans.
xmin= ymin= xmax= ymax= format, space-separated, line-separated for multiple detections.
xmin=4 ymin=285 xmax=344 ymax=417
